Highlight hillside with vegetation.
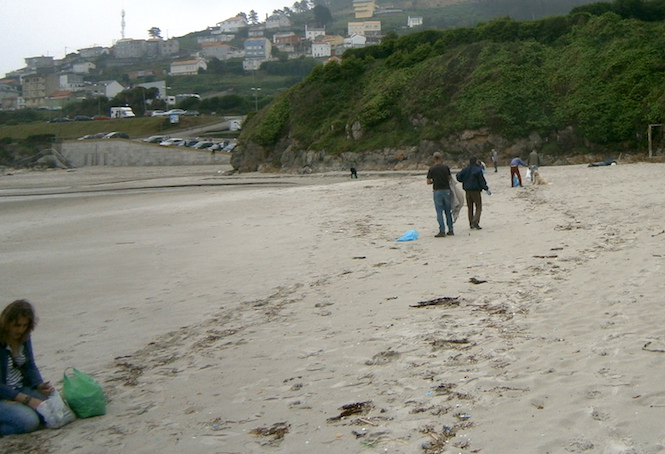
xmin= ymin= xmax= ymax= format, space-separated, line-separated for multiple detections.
xmin=234 ymin=1 xmax=665 ymax=171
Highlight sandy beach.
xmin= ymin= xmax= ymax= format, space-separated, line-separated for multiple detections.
xmin=1 ymin=161 xmax=664 ymax=454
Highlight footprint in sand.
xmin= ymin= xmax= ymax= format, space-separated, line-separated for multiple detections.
xmin=365 ymin=350 xmax=400 ymax=365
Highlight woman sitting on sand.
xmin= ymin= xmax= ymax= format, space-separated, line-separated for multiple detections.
xmin=0 ymin=299 xmax=54 ymax=435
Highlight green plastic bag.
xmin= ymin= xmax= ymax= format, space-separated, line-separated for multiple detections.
xmin=62 ymin=367 xmax=106 ymax=418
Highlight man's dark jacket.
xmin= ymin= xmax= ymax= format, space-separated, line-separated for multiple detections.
xmin=456 ymin=163 xmax=488 ymax=191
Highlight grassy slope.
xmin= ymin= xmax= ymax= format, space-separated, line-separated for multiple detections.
xmin=241 ymin=13 xmax=665 ymax=156
xmin=0 ymin=116 xmax=224 ymax=142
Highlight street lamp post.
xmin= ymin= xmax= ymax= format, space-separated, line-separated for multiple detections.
xmin=251 ymin=87 xmax=261 ymax=111
xmin=97 ymin=83 xmax=108 ymax=115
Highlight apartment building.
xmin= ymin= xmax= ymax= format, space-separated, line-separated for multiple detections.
xmin=353 ymin=0 xmax=377 ymax=19
xmin=348 ymin=21 xmax=382 ymax=36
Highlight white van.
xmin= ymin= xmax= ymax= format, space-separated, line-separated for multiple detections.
xmin=110 ymin=107 xmax=136 ymax=119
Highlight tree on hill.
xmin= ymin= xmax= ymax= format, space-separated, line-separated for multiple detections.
xmin=292 ymin=1 xmax=312 ymax=13
xmin=148 ymin=27 xmax=162 ymax=39
xmin=312 ymin=4 xmax=333 ymax=27
xmin=248 ymin=10 xmax=259 ymax=24
xmin=110 ymin=87 xmax=159 ymax=116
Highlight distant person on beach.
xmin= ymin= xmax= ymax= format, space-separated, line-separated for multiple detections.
xmin=426 ymin=152 xmax=454 ymax=237
xmin=350 ymin=167 xmax=358 ymax=178
xmin=588 ymin=157 xmax=617 ymax=167
xmin=456 ymin=157 xmax=489 ymax=230
xmin=528 ymin=149 xmax=540 ymax=168
xmin=0 ymin=299 xmax=54 ymax=435
xmin=491 ymin=149 xmax=499 ymax=172
xmin=528 ymin=149 xmax=540 ymax=183
xmin=510 ymin=156 xmax=529 ymax=187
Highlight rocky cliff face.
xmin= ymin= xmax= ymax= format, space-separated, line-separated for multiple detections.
xmin=231 ymin=126 xmax=608 ymax=173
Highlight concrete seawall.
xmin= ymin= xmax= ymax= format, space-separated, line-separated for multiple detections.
xmin=59 ymin=140 xmax=231 ymax=167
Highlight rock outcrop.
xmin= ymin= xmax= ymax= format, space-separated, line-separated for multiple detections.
xmin=231 ymin=127 xmax=612 ymax=173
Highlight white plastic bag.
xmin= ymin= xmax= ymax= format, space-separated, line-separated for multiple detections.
xmin=450 ymin=178 xmax=465 ymax=222
xmin=36 ymin=390 xmax=76 ymax=429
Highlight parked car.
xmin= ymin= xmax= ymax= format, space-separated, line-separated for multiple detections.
xmin=102 ymin=132 xmax=129 ymax=139
xmin=78 ymin=133 xmax=107 ymax=140
xmin=181 ymin=139 xmax=199 ymax=147
xmin=143 ymin=135 xmax=169 ymax=143
xmin=92 ymin=115 xmax=111 ymax=120
xmin=191 ymin=141 xmax=214 ymax=149
xmin=207 ymin=143 xmax=223 ymax=152
xmin=164 ymin=109 xmax=186 ymax=116
xmin=183 ymin=110 xmax=200 ymax=116
xmin=48 ymin=117 xmax=70 ymax=123
xmin=159 ymin=138 xmax=185 ymax=146
xmin=222 ymin=141 xmax=237 ymax=152
xmin=150 ymin=110 xmax=166 ymax=117
xmin=74 ymin=115 xmax=93 ymax=121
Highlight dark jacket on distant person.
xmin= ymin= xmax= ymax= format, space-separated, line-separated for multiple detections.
xmin=456 ymin=163 xmax=488 ymax=192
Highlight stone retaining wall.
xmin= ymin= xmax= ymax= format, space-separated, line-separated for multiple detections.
xmin=59 ymin=140 xmax=231 ymax=167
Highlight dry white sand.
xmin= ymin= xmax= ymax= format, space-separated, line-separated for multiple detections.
xmin=1 ymin=162 xmax=664 ymax=454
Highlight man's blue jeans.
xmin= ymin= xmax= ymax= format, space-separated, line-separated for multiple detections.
xmin=0 ymin=387 xmax=47 ymax=435
xmin=433 ymin=189 xmax=453 ymax=234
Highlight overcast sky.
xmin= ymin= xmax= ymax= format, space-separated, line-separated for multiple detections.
xmin=0 ymin=0 xmax=291 ymax=78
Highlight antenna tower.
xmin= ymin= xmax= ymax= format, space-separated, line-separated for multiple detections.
xmin=121 ymin=9 xmax=126 ymax=39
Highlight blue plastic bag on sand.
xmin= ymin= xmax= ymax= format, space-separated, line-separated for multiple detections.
xmin=397 ymin=230 xmax=418 ymax=241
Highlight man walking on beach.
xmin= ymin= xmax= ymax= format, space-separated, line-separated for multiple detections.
xmin=456 ymin=157 xmax=489 ymax=230
xmin=528 ymin=149 xmax=540 ymax=168
xmin=426 ymin=152 xmax=454 ymax=237
xmin=491 ymin=149 xmax=499 ymax=172
xmin=528 ymin=149 xmax=540 ymax=183
xmin=510 ymin=155 xmax=529 ymax=187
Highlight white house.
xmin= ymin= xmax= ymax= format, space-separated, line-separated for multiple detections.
xmin=170 ymin=59 xmax=207 ymax=76
xmin=88 ymin=80 xmax=125 ymax=98
xmin=344 ymin=34 xmax=367 ymax=49
xmin=305 ymin=25 xmax=326 ymax=41
xmin=408 ymin=16 xmax=423 ymax=28
xmin=312 ymin=42 xmax=332 ymax=58
xmin=217 ymin=16 xmax=248 ymax=33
